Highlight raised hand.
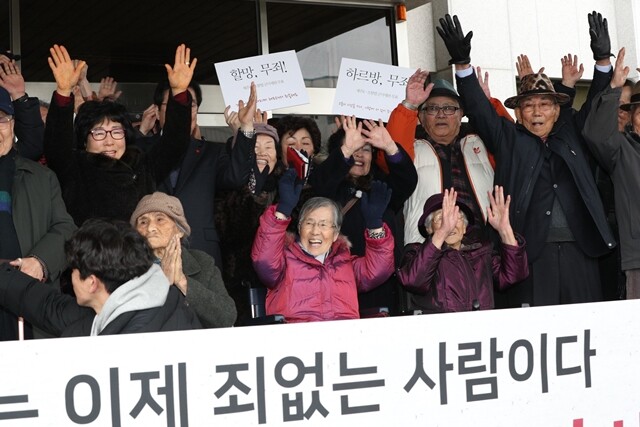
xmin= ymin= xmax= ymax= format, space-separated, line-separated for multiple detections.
xmin=237 ymin=82 xmax=257 ymax=132
xmin=476 ymin=66 xmax=491 ymax=99
xmin=224 ymin=105 xmax=241 ymax=134
xmin=165 ymin=44 xmax=197 ymax=96
xmin=487 ymin=185 xmax=517 ymax=246
xmin=254 ymin=108 xmax=268 ymax=124
xmin=276 ymin=168 xmax=303 ymax=217
xmin=515 ymin=54 xmax=544 ymax=79
xmin=340 ymin=115 xmax=365 ymax=158
xmin=404 ymin=69 xmax=433 ymax=107
xmin=360 ymin=181 xmax=392 ymax=230
xmin=0 ymin=61 xmax=26 ymax=99
xmin=48 ymin=45 xmax=86 ymax=96
xmin=436 ymin=14 xmax=473 ymax=65
xmin=139 ymin=104 xmax=159 ymax=135
xmin=588 ymin=11 xmax=613 ymax=62
xmin=361 ymin=119 xmax=398 ymax=155
xmin=431 ymin=188 xmax=460 ymax=248
xmin=610 ymin=48 xmax=629 ymax=89
xmin=560 ymin=54 xmax=584 ymax=88
xmin=97 ymin=76 xmax=122 ymax=101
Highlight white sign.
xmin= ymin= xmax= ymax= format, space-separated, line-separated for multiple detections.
xmin=215 ymin=51 xmax=309 ymax=112
xmin=0 ymin=300 xmax=639 ymax=426
xmin=332 ymin=58 xmax=415 ymax=121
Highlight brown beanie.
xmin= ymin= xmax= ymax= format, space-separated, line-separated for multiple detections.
xmin=254 ymin=123 xmax=279 ymax=144
xmin=130 ymin=192 xmax=191 ymax=236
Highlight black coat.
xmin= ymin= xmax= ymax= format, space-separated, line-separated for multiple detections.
xmin=44 ymin=93 xmax=191 ymax=226
xmin=14 ymin=96 xmax=45 ymax=161
xmin=0 ymin=265 xmax=202 ymax=337
xmin=135 ymin=132 xmax=255 ymax=263
xmin=456 ymin=68 xmax=615 ymax=260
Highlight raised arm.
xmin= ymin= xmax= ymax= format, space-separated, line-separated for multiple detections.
xmin=582 ymin=48 xmax=629 ymax=173
xmin=362 ymin=119 xmax=417 ymax=211
xmin=148 ymin=44 xmax=196 ymax=182
xmin=251 ymin=169 xmax=303 ymax=288
xmin=44 ymin=45 xmax=86 ymax=182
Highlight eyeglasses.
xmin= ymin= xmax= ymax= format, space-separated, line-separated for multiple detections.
xmin=301 ymin=220 xmax=336 ymax=231
xmin=89 ymin=128 xmax=126 ymax=141
xmin=420 ymin=105 xmax=460 ymax=116
xmin=0 ymin=116 xmax=14 ymax=127
xmin=517 ymin=100 xmax=556 ymax=113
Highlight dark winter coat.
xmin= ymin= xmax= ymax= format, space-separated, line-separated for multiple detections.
xmin=44 ymin=93 xmax=191 ymax=226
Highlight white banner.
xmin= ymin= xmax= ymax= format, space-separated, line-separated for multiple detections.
xmin=0 ymin=300 xmax=638 ymax=426
xmin=215 ymin=51 xmax=309 ymax=112
xmin=332 ymin=58 xmax=415 ymax=121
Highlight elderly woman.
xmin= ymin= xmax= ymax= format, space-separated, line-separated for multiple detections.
xmin=308 ymin=116 xmax=417 ymax=314
xmin=398 ymin=187 xmax=528 ymax=313
xmin=131 ymin=192 xmax=237 ymax=328
xmin=215 ymin=121 xmax=285 ymax=325
xmin=43 ymin=44 xmax=194 ymax=226
xmin=251 ymin=168 xmax=395 ymax=322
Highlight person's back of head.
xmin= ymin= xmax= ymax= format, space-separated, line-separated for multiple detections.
xmin=65 ymin=219 xmax=154 ymax=293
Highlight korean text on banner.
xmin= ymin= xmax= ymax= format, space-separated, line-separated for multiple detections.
xmin=215 ymin=50 xmax=310 ymax=112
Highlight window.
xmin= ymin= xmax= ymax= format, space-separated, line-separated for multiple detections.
xmin=267 ymin=2 xmax=394 ymax=88
xmin=18 ymin=0 xmax=259 ymax=84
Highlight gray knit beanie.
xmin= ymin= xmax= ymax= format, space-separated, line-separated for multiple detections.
xmin=254 ymin=123 xmax=279 ymax=144
xmin=130 ymin=192 xmax=191 ymax=236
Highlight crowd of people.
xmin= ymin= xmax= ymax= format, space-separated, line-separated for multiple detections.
xmin=0 ymin=9 xmax=636 ymax=339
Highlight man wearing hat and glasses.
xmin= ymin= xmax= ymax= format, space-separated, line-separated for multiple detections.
xmin=584 ymin=49 xmax=640 ymax=300
xmin=438 ymin=12 xmax=616 ymax=307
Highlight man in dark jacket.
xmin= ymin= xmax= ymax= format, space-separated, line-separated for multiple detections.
xmin=436 ymin=13 xmax=616 ymax=307
xmin=0 ymin=219 xmax=202 ymax=337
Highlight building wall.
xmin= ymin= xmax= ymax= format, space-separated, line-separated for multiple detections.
xmin=404 ymin=0 xmax=639 ymax=112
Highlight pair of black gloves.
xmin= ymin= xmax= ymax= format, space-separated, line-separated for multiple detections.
xmin=277 ymin=168 xmax=392 ymax=230
xmin=437 ymin=11 xmax=613 ymax=65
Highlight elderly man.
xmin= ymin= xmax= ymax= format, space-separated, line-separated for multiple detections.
xmin=0 ymin=86 xmax=76 ymax=340
xmin=583 ymin=50 xmax=640 ymax=299
xmin=0 ymin=219 xmax=201 ymax=336
xmin=381 ymin=71 xmax=509 ymax=246
xmin=437 ymin=12 xmax=616 ymax=307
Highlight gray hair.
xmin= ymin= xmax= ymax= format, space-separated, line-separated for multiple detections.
xmin=298 ymin=197 xmax=342 ymax=232
xmin=424 ymin=209 xmax=468 ymax=235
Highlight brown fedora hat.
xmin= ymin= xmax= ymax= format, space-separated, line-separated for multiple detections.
xmin=504 ymin=73 xmax=571 ymax=109
xmin=620 ymin=81 xmax=640 ymax=111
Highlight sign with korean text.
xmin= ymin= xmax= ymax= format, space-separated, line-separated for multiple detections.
xmin=215 ymin=51 xmax=309 ymax=112
xmin=0 ymin=300 xmax=639 ymax=426
xmin=332 ymin=58 xmax=414 ymax=121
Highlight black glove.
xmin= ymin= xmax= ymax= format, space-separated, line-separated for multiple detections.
xmin=436 ymin=14 xmax=473 ymax=65
xmin=360 ymin=181 xmax=392 ymax=230
xmin=277 ymin=168 xmax=303 ymax=217
xmin=588 ymin=11 xmax=613 ymax=61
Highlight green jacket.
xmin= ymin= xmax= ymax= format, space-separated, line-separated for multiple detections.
xmin=182 ymin=248 xmax=236 ymax=328
xmin=13 ymin=156 xmax=76 ymax=283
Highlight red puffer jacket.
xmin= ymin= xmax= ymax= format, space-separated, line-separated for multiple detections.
xmin=251 ymin=205 xmax=395 ymax=322
xmin=397 ymin=238 xmax=528 ymax=313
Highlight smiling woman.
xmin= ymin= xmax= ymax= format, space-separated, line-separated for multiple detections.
xmin=43 ymin=44 xmax=194 ymax=226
